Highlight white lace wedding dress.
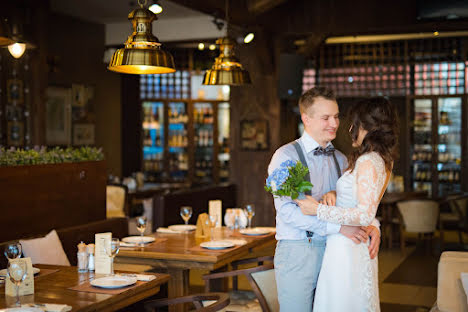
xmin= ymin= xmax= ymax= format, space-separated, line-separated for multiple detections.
xmin=313 ymin=152 xmax=388 ymax=312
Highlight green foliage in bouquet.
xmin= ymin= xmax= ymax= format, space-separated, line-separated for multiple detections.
xmin=264 ymin=160 xmax=313 ymax=200
xmin=0 ymin=146 xmax=104 ymax=166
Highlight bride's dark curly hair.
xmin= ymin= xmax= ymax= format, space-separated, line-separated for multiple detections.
xmin=347 ymin=97 xmax=399 ymax=173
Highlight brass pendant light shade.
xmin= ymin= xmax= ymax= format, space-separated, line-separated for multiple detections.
xmin=108 ymin=1 xmax=175 ymax=75
xmin=203 ymin=37 xmax=251 ymax=85
xmin=0 ymin=19 xmax=14 ymax=46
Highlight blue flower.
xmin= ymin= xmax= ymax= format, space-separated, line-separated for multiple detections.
xmin=267 ymin=167 xmax=289 ymax=191
xmin=280 ymin=160 xmax=296 ymax=168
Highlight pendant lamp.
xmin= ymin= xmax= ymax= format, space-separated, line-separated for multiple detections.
xmin=108 ymin=0 xmax=175 ymax=75
xmin=203 ymin=0 xmax=251 ymax=85
xmin=0 ymin=18 xmax=14 ymax=46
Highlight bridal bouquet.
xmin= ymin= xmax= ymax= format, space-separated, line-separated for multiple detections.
xmin=264 ymin=160 xmax=313 ymax=200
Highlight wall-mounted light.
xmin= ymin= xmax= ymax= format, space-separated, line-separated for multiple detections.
xmin=149 ymin=0 xmax=163 ymax=14
xmin=243 ymin=32 xmax=254 ymax=44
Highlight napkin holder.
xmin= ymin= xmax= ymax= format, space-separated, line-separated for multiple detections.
xmin=195 ymin=213 xmax=210 ymax=238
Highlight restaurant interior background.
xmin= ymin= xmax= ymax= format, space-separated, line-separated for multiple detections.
xmin=2 ymin=0 xmax=468 ymax=311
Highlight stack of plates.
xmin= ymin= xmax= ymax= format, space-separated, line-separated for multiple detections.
xmin=157 ymin=225 xmax=196 ymax=234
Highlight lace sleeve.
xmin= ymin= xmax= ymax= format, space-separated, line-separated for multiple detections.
xmin=317 ymin=155 xmax=385 ymax=226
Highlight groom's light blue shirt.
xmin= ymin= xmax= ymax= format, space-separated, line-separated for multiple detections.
xmin=268 ymin=131 xmax=347 ymax=241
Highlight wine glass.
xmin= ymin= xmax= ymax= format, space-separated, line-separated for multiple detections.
xmin=244 ymin=204 xmax=255 ymax=228
xmin=7 ymin=261 xmax=27 ymax=306
xmin=104 ymin=238 xmax=120 ymax=275
xmin=208 ymin=215 xmax=217 ymax=241
xmin=4 ymin=242 xmax=22 ymax=260
xmin=180 ymin=206 xmax=193 ymax=225
xmin=136 ymin=216 xmax=147 ymax=246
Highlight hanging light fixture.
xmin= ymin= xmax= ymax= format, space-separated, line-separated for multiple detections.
xmin=0 ymin=18 xmax=14 ymax=47
xmin=108 ymin=0 xmax=175 ymax=75
xmin=149 ymin=0 xmax=163 ymax=14
xmin=203 ymin=0 xmax=251 ymax=85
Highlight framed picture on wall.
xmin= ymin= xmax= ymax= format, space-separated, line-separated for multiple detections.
xmin=7 ymin=79 xmax=24 ymax=104
xmin=45 ymin=86 xmax=72 ymax=145
xmin=73 ymin=123 xmax=95 ymax=145
xmin=7 ymin=121 xmax=24 ymax=146
xmin=240 ymin=119 xmax=269 ymax=151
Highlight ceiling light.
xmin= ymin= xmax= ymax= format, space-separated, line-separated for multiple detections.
xmin=8 ymin=43 xmax=26 ymax=58
xmin=243 ymin=33 xmax=254 ymax=44
xmin=198 ymin=43 xmax=205 ymax=50
xmin=203 ymin=0 xmax=251 ymax=85
xmin=108 ymin=0 xmax=175 ymax=75
xmin=209 ymin=44 xmax=216 ymax=50
xmin=149 ymin=1 xmax=163 ymax=14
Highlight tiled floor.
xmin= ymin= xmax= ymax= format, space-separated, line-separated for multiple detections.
xmin=189 ymin=230 xmax=468 ymax=311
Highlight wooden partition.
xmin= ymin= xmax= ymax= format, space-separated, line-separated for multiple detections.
xmin=0 ymin=161 xmax=106 ymax=242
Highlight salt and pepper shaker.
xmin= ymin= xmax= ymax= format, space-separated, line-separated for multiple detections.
xmin=87 ymin=244 xmax=95 ymax=272
xmin=77 ymin=242 xmax=88 ymax=273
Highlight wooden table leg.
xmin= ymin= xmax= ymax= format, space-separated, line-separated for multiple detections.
xmin=167 ymin=268 xmax=190 ymax=312
xmin=205 ymin=265 xmax=229 ymax=292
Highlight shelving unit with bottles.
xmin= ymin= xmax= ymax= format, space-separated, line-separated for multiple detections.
xmin=139 ymin=72 xmax=230 ymax=185
xmin=409 ymin=95 xmax=466 ymax=198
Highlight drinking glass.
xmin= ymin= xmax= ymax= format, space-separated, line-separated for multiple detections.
xmin=244 ymin=204 xmax=255 ymax=228
xmin=180 ymin=206 xmax=193 ymax=225
xmin=136 ymin=216 xmax=147 ymax=246
xmin=7 ymin=261 xmax=27 ymax=306
xmin=208 ymin=215 xmax=217 ymax=241
xmin=104 ymin=238 xmax=120 ymax=275
xmin=4 ymin=242 xmax=22 ymax=260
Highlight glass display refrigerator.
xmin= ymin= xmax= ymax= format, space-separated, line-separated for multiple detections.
xmin=410 ymin=95 xmax=465 ymax=198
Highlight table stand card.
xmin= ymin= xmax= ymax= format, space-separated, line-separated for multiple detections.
xmin=95 ymin=232 xmax=112 ymax=274
xmin=209 ymin=200 xmax=222 ymax=228
xmin=195 ymin=213 xmax=209 ymax=238
xmin=5 ymin=257 xmax=34 ymax=296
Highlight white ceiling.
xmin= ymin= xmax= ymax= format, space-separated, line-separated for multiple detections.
xmin=50 ymin=0 xmax=205 ymax=24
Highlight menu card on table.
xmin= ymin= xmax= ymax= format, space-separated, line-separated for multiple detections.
xmin=209 ymin=200 xmax=222 ymax=228
xmin=5 ymin=257 xmax=34 ymax=296
xmin=95 ymin=232 xmax=112 ymax=274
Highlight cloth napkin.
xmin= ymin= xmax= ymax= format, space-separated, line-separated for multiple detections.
xmin=156 ymin=227 xmax=182 ymax=234
xmin=24 ymin=303 xmax=72 ymax=312
xmin=117 ymin=273 xmax=156 ymax=281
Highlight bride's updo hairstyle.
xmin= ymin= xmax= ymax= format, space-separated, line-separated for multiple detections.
xmin=347 ymin=97 xmax=399 ymax=173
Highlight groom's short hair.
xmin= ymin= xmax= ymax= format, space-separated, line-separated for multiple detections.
xmin=299 ymin=87 xmax=336 ymax=114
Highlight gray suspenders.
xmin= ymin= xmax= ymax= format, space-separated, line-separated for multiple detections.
xmin=292 ymin=141 xmax=342 ymax=238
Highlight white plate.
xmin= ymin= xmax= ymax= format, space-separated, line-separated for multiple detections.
xmin=255 ymin=227 xmax=276 ymax=233
xmin=168 ymin=224 xmax=197 ymax=232
xmin=0 ymin=308 xmax=42 ymax=312
xmin=223 ymin=239 xmax=247 ymax=246
xmin=239 ymin=228 xmax=271 ymax=236
xmin=0 ymin=267 xmax=40 ymax=277
xmin=90 ymin=275 xmax=137 ymax=289
xmin=200 ymin=241 xmax=235 ymax=250
xmin=122 ymin=236 xmax=156 ymax=244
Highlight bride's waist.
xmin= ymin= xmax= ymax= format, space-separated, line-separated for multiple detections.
xmin=327 ymin=233 xmax=370 ymax=247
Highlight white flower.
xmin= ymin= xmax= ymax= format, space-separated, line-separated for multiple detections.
xmin=271 ymin=180 xmax=277 ymax=192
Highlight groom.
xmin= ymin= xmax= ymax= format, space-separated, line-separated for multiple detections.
xmin=269 ymin=87 xmax=381 ymax=311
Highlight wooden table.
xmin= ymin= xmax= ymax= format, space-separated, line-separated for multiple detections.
xmin=0 ymin=264 xmax=170 ymax=311
xmin=380 ymin=191 xmax=428 ymax=248
xmin=116 ymin=228 xmax=276 ymax=312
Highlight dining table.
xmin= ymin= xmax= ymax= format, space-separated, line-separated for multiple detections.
xmin=0 ymin=264 xmax=170 ymax=312
xmin=116 ymin=227 xmax=277 ymax=312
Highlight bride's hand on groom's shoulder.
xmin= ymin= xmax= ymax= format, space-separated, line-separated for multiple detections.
xmin=294 ymin=195 xmax=318 ymax=215
xmin=321 ymin=191 xmax=337 ymax=206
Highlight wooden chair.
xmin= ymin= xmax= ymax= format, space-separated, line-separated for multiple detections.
xmin=397 ymin=200 xmax=440 ymax=254
xmin=144 ymin=293 xmax=230 ymax=312
xmin=439 ymin=194 xmax=468 ymax=250
xmin=203 ymin=256 xmax=278 ymax=312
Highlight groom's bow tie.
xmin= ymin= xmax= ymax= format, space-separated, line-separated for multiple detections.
xmin=313 ymin=146 xmax=335 ymax=156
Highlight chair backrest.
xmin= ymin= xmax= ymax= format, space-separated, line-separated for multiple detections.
xmin=106 ymin=185 xmax=127 ymax=218
xmin=451 ymin=196 xmax=468 ymax=219
xmin=397 ymin=200 xmax=439 ymax=233
xmin=251 ymin=268 xmax=279 ymax=312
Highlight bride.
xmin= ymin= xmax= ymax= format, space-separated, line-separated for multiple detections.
xmin=296 ymin=97 xmax=399 ymax=312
